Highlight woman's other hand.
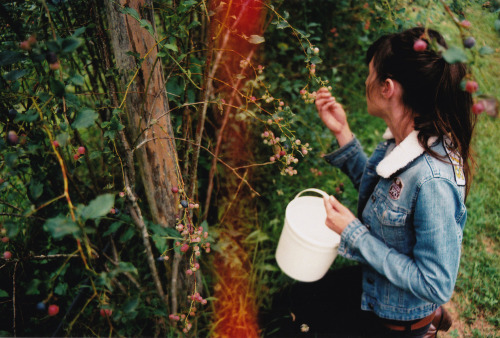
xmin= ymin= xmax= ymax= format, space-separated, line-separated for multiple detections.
xmin=323 ymin=195 xmax=356 ymax=235
xmin=315 ymin=87 xmax=353 ymax=147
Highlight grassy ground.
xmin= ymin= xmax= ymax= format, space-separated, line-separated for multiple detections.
xmin=440 ymin=4 xmax=500 ymax=337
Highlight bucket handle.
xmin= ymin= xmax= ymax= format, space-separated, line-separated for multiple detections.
xmin=294 ymin=188 xmax=329 ymax=199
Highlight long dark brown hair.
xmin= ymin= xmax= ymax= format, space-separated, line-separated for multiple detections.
xmin=366 ymin=27 xmax=476 ymax=196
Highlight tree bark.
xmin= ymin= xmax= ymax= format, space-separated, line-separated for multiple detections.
xmin=105 ymin=0 xmax=178 ymax=229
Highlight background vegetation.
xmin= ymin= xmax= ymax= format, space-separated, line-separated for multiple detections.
xmin=0 ymin=0 xmax=498 ymax=337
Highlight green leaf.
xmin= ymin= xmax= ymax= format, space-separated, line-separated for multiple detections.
xmin=123 ymin=297 xmax=139 ymax=313
xmin=73 ymin=26 xmax=86 ymax=37
xmin=187 ymin=20 xmax=201 ymax=30
xmin=117 ymin=262 xmax=138 ymax=275
xmin=14 ymin=109 xmax=39 ymax=123
xmin=479 ymin=46 xmax=494 ymax=56
xmin=152 ymin=234 xmax=168 ymax=253
xmin=43 ymin=215 xmax=80 ymax=239
xmin=26 ymin=279 xmax=42 ymax=295
xmin=4 ymin=69 xmax=30 ymax=82
xmin=276 ymin=21 xmax=289 ymax=29
xmin=248 ymin=35 xmax=265 ymax=44
xmin=46 ymin=40 xmax=61 ymax=52
xmin=80 ymin=194 xmax=115 ymax=220
xmin=120 ymin=227 xmax=135 ymax=243
xmin=164 ymin=43 xmax=178 ymax=52
xmin=54 ymin=283 xmax=68 ymax=296
xmin=103 ymin=221 xmax=123 ymax=236
xmin=69 ymin=74 xmax=85 ymax=86
xmin=29 ymin=179 xmax=43 ymax=200
xmin=310 ymin=56 xmax=322 ymax=64
xmin=49 ymin=78 xmax=65 ymax=97
xmin=72 ymin=107 xmax=98 ymax=129
xmin=0 ymin=289 xmax=8 ymax=297
xmin=3 ymin=222 xmax=19 ymax=238
xmin=120 ymin=7 xmax=140 ymax=21
xmin=61 ymin=37 xmax=82 ymax=53
xmin=0 ymin=51 xmax=25 ymax=66
xmin=442 ymin=46 xmax=468 ymax=64
xmin=55 ymin=132 xmax=70 ymax=147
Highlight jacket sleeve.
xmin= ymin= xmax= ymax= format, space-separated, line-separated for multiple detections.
xmin=323 ymin=136 xmax=367 ymax=190
xmin=338 ymin=177 xmax=466 ymax=305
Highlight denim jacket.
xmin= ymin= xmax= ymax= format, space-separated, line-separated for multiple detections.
xmin=323 ymin=129 xmax=467 ymax=321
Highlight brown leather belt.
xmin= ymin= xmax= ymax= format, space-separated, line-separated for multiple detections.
xmin=383 ymin=310 xmax=436 ymax=332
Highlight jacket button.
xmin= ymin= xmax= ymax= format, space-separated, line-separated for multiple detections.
xmin=368 ymin=303 xmax=374 ymax=309
xmin=367 ymin=278 xmax=374 ymax=285
xmin=365 ymin=224 xmax=370 ymax=230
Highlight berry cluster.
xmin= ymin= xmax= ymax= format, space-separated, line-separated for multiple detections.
xmin=260 ymin=131 xmax=311 ymax=176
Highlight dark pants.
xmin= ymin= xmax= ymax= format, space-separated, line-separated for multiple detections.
xmin=264 ymin=265 xmax=430 ymax=337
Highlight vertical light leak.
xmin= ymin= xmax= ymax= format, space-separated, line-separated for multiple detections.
xmin=208 ymin=0 xmax=265 ymax=336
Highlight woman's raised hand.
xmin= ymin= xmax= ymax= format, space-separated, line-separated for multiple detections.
xmin=315 ymin=87 xmax=353 ymax=147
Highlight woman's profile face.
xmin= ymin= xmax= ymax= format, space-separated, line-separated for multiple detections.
xmin=365 ymin=59 xmax=384 ymax=118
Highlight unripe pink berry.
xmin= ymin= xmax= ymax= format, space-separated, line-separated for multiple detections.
xmin=460 ymin=20 xmax=471 ymax=28
xmin=52 ymin=140 xmax=60 ymax=147
xmin=49 ymin=61 xmax=60 ymax=71
xmin=73 ymin=154 xmax=80 ymax=160
xmin=300 ymin=89 xmax=307 ymax=95
xmin=119 ymin=191 xmax=125 ymax=198
xmin=472 ymin=102 xmax=485 ymax=115
xmin=465 ymin=81 xmax=478 ymax=94
xmin=180 ymin=243 xmax=189 ymax=252
xmin=3 ymin=251 xmax=12 ymax=259
xmin=77 ymin=146 xmax=85 ymax=155
xmin=1 ymin=237 xmax=9 ymax=243
xmin=186 ymin=269 xmax=193 ymax=275
xmin=20 ymin=40 xmax=31 ymax=50
xmin=413 ymin=39 xmax=427 ymax=52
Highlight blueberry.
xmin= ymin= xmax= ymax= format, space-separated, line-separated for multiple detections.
xmin=8 ymin=109 xmax=17 ymax=119
xmin=180 ymin=200 xmax=188 ymax=208
xmin=463 ymin=37 xmax=476 ymax=49
xmin=156 ymin=256 xmax=164 ymax=262
xmin=113 ymin=208 xmax=120 ymax=215
xmin=37 ymin=302 xmax=46 ymax=311
xmin=46 ymin=52 xmax=58 ymax=64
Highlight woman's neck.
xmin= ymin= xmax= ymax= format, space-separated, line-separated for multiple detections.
xmin=384 ymin=107 xmax=415 ymax=145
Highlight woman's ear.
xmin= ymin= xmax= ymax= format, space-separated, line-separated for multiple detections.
xmin=381 ymin=78 xmax=396 ymax=99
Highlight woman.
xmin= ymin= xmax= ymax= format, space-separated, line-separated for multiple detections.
xmin=272 ymin=27 xmax=475 ymax=337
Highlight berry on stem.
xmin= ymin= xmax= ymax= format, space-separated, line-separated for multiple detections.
xmin=48 ymin=304 xmax=59 ymax=316
xmin=463 ymin=37 xmax=476 ymax=49
xmin=472 ymin=102 xmax=485 ymax=115
xmin=77 ymin=146 xmax=86 ymax=155
xmin=100 ymin=308 xmax=112 ymax=318
xmin=37 ymin=302 xmax=46 ymax=311
xmin=3 ymin=251 xmax=12 ymax=259
xmin=7 ymin=131 xmax=18 ymax=145
xmin=465 ymin=80 xmax=478 ymax=93
xmin=413 ymin=39 xmax=427 ymax=52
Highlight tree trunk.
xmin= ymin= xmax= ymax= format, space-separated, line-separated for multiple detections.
xmin=105 ymin=0 xmax=178 ymax=228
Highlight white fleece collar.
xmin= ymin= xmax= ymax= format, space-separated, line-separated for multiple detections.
xmin=377 ymin=128 xmax=436 ymax=178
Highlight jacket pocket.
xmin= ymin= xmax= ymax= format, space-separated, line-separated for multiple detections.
xmin=374 ymin=199 xmax=411 ymax=250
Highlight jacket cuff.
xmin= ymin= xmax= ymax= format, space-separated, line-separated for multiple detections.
xmin=338 ymin=218 xmax=368 ymax=260
xmin=323 ymin=136 xmax=361 ymax=168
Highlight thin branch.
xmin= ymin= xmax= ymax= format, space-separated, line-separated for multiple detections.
xmin=135 ymin=136 xmax=260 ymax=196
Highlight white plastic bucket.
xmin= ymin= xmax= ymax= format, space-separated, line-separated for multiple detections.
xmin=276 ymin=188 xmax=341 ymax=282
